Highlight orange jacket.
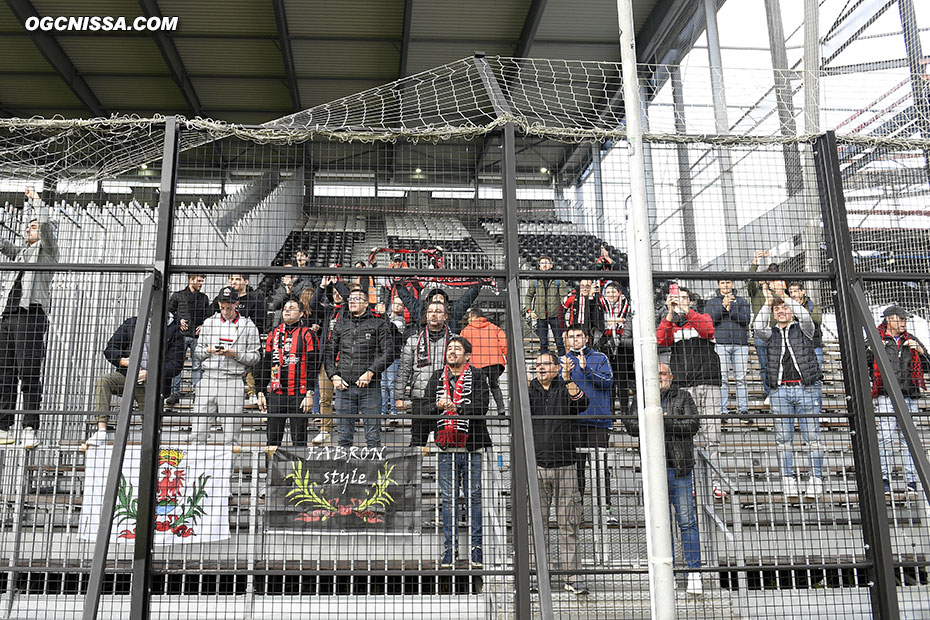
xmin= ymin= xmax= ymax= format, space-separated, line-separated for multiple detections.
xmin=462 ymin=317 xmax=507 ymax=368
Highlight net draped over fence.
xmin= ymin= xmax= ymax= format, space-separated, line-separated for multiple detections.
xmin=0 ymin=56 xmax=928 ymax=620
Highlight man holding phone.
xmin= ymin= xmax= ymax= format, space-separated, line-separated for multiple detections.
xmin=190 ymin=287 xmax=261 ymax=448
xmin=657 ymin=285 xmax=724 ymax=498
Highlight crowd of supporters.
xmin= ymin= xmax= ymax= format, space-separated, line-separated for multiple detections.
xmin=1 ymin=204 xmax=923 ymax=592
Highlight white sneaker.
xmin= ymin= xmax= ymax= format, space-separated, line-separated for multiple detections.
xmin=20 ymin=427 xmax=40 ymax=449
xmin=763 ymin=396 xmax=771 ymax=406
xmin=686 ymin=572 xmax=703 ymax=595
xmin=427 ymin=431 xmax=435 ymax=444
xmin=805 ymin=476 xmax=824 ymax=498
xmin=782 ymin=476 xmax=800 ymax=497
xmin=85 ymin=428 xmax=109 ymax=447
xmin=0 ymin=429 xmax=13 ymax=446
xmin=311 ymin=431 xmax=330 ymax=445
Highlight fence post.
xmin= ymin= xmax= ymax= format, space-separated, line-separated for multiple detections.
xmin=130 ymin=115 xmax=181 ymax=619
xmin=814 ymin=130 xmax=900 ymax=620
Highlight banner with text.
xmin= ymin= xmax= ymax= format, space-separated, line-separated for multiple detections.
xmin=267 ymin=446 xmax=422 ymax=533
xmin=80 ymin=445 xmax=233 ymax=545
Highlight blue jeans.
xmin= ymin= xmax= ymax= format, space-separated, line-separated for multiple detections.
xmin=537 ymin=317 xmax=565 ymax=356
xmin=381 ymin=360 xmax=398 ymax=416
xmin=171 ymin=336 xmax=202 ymax=396
xmin=438 ymin=451 xmax=483 ymax=554
xmin=668 ymin=469 xmax=701 ymax=569
xmin=716 ymin=344 xmax=749 ymax=413
xmin=334 ymin=384 xmax=382 ymax=447
xmin=876 ymin=396 xmax=918 ymax=484
xmin=753 ymin=336 xmax=769 ymax=397
xmin=771 ymin=384 xmax=823 ymax=478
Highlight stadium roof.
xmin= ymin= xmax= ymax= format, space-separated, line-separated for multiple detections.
xmin=0 ymin=0 xmax=712 ymax=123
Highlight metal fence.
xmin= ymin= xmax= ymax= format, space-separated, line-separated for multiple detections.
xmin=0 ymin=62 xmax=929 ymax=619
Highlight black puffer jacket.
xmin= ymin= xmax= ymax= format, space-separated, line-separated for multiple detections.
xmin=623 ymin=385 xmax=700 ymax=476
xmin=324 ymin=309 xmax=396 ymax=384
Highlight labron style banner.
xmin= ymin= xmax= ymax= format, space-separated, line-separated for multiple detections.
xmin=80 ymin=446 xmax=233 ymax=544
xmin=267 ymin=446 xmax=422 ymax=533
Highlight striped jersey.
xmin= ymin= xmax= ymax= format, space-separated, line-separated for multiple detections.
xmin=263 ymin=322 xmax=321 ymax=396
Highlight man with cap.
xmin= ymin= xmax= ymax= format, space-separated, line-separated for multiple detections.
xmin=190 ymin=286 xmax=261 ymax=448
xmin=869 ymin=305 xmax=929 ymax=495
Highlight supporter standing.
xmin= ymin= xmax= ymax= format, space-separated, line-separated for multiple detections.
xmin=256 ymin=299 xmax=321 ymax=448
xmin=623 ymin=363 xmax=703 ymax=595
xmin=868 ymin=305 xmax=928 ymax=495
xmin=559 ymin=279 xmax=603 ymax=337
xmin=596 ymin=281 xmax=634 ymax=416
xmin=190 ymin=287 xmax=261 ymax=448
xmin=524 ymin=256 xmax=568 ymax=356
xmin=0 ymin=190 xmax=58 ymax=449
xmin=748 ymin=251 xmax=781 ymax=404
xmin=564 ymin=325 xmax=616 ymax=524
xmin=705 ymin=280 xmax=751 ymax=419
xmin=306 ymin=275 xmax=350 ymax=444
xmin=395 ymin=300 xmax=454 ymax=446
xmin=657 ymin=286 xmax=725 ymax=498
xmin=166 ymin=273 xmax=212 ymax=407
xmin=325 ymin=287 xmax=395 ymax=448
xmin=425 ymin=336 xmax=491 ymax=568
xmin=381 ymin=296 xmax=407 ymax=423
xmin=753 ymin=290 xmax=824 ymax=498
xmin=529 ymin=351 xmax=589 ymax=595
xmin=461 ymin=308 xmax=507 ymax=416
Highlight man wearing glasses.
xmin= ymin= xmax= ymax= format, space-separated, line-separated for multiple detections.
xmin=325 ymin=287 xmax=396 ymax=447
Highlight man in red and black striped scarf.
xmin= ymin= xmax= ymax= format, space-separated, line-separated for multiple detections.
xmin=869 ymin=305 xmax=929 ymax=495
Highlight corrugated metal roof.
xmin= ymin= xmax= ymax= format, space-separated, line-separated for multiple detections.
xmin=284 ymin=0 xmax=403 ymax=38
xmin=0 ymin=39 xmax=55 ymax=72
xmin=410 ymin=0 xmax=530 ymax=39
xmin=290 ymin=40 xmax=399 ymax=80
xmin=175 ymin=38 xmax=284 ymax=77
xmin=192 ymin=77 xmax=292 ymax=110
xmin=3 ymin=0 xmax=676 ymax=120
xmin=59 ymin=37 xmax=168 ymax=75
xmin=157 ymin=0 xmax=277 ymax=36
xmin=0 ymin=75 xmax=83 ymax=107
xmin=535 ymin=0 xmax=621 ymax=40
xmin=84 ymin=75 xmax=186 ymax=108
xmin=298 ymin=79 xmax=390 ymax=109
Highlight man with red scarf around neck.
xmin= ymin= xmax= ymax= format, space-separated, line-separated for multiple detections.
xmin=869 ymin=305 xmax=929 ymax=495
xmin=256 ymin=299 xmax=321 ymax=450
xmin=425 ymin=336 xmax=491 ymax=569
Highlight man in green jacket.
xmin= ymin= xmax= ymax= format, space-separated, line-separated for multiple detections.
xmin=524 ymin=255 xmax=568 ymax=356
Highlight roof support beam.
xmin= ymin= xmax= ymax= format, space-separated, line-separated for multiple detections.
xmin=399 ymin=0 xmax=413 ymax=78
xmin=272 ymin=0 xmax=301 ymax=111
xmin=138 ymin=0 xmax=204 ymax=117
xmin=515 ymin=0 xmax=548 ymax=58
xmin=5 ymin=0 xmax=105 ymax=116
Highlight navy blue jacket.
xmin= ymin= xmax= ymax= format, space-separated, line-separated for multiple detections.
xmin=705 ymin=291 xmax=751 ymax=346
xmin=567 ymin=346 xmax=614 ymax=429
xmin=103 ymin=316 xmax=185 ymax=396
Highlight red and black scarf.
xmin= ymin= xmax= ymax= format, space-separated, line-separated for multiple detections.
xmin=872 ymin=323 xmax=926 ymax=398
xmin=436 ymin=362 xmax=472 ymax=448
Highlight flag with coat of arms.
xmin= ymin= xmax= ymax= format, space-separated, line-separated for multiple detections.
xmin=80 ymin=445 xmax=232 ymax=545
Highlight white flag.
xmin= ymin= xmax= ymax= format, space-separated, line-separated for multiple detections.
xmin=80 ymin=445 xmax=232 ymax=545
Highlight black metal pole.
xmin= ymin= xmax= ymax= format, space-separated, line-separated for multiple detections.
xmin=130 ymin=116 xmax=181 ymax=618
xmin=82 ymin=278 xmax=156 ymax=620
xmin=814 ymin=131 xmax=899 ymax=620
xmin=501 ymin=123 xmax=554 ymax=620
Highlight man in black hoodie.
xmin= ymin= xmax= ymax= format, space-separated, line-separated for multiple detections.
xmin=528 ymin=351 xmax=590 ymax=595
xmin=325 ymin=287 xmax=396 ymax=447
xmin=623 ymin=363 xmax=703 ymax=595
